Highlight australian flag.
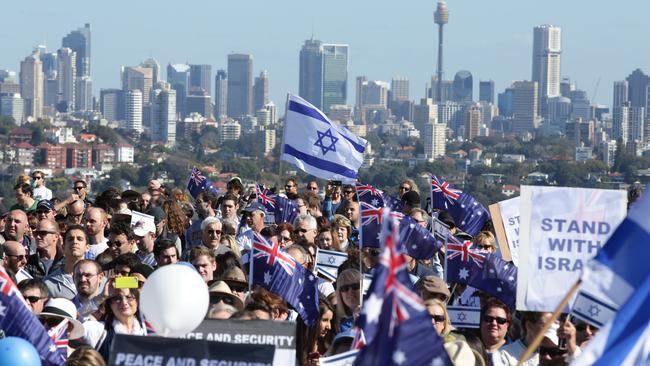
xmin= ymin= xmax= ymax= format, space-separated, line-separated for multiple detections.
xmin=445 ymin=236 xmax=517 ymax=308
xmin=250 ymin=232 xmax=319 ymax=325
xmin=354 ymin=209 xmax=451 ymax=366
xmin=430 ymin=175 xmax=489 ymax=236
xmin=256 ymin=185 xmax=299 ymax=224
xmin=398 ymin=216 xmax=444 ymax=260
xmin=0 ymin=268 xmax=66 ymax=365
xmin=356 ymin=182 xmax=404 ymax=249
xmin=187 ymin=168 xmax=220 ymax=199
xmin=48 ymin=318 xmax=69 ymax=360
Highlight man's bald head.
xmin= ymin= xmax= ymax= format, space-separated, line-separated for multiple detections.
xmin=36 ymin=218 xmax=58 ymax=233
xmin=3 ymin=240 xmax=27 ymax=273
xmin=68 ymin=200 xmax=85 ymax=215
xmin=5 ymin=210 xmax=28 ymax=241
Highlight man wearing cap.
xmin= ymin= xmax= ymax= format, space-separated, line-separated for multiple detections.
xmin=35 ymin=200 xmax=57 ymax=221
xmin=243 ymin=202 xmax=266 ymax=234
xmin=85 ymin=207 xmax=109 ymax=259
xmin=10 ymin=182 xmax=38 ymax=214
xmin=207 ymin=281 xmax=244 ymax=319
xmin=133 ymin=214 xmax=157 ymax=268
xmin=401 ymin=190 xmax=421 ymax=214
xmin=416 ymin=276 xmax=451 ymax=302
xmin=2 ymin=240 xmax=31 ymax=282
xmin=72 ymin=259 xmax=105 ymax=320
xmin=31 ymin=170 xmax=52 ymax=201
xmin=26 ymin=219 xmax=64 ymax=280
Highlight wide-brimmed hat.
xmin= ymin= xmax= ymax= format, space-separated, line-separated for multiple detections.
xmin=39 ymin=298 xmax=85 ymax=339
xmin=219 ymin=266 xmax=248 ymax=289
xmin=208 ymin=281 xmax=244 ymax=310
xmin=416 ymin=276 xmax=451 ymax=301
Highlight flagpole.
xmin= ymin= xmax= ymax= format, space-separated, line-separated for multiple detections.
xmin=516 ymin=280 xmax=581 ymax=366
xmin=356 ymin=185 xmax=364 ymax=308
xmin=278 ymin=94 xmax=289 ymax=188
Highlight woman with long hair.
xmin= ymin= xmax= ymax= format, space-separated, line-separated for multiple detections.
xmin=335 ymin=268 xmax=361 ymax=333
xmin=93 ymin=286 xmax=145 ymax=360
xmin=296 ymin=298 xmax=338 ymax=366
xmin=161 ymin=199 xmax=189 ymax=249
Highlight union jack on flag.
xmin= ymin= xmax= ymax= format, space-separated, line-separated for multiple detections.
xmin=186 ymin=168 xmax=220 ymax=199
xmin=430 ymin=175 xmax=490 ymax=237
xmin=447 ymin=237 xmax=486 ymax=267
xmin=48 ymin=318 xmax=69 ymax=360
xmin=356 ymin=182 xmax=404 ymax=248
xmin=353 ymin=209 xmax=451 ymax=366
xmin=355 ymin=183 xmax=383 ymax=198
xmin=252 ymin=232 xmax=296 ymax=275
xmin=431 ymin=175 xmax=461 ymax=205
xmin=256 ymin=184 xmax=277 ymax=211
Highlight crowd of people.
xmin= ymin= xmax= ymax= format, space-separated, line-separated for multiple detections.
xmin=0 ymin=171 xmax=604 ymax=366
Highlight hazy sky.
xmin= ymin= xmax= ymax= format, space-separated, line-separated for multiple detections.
xmin=2 ymin=0 xmax=649 ymax=108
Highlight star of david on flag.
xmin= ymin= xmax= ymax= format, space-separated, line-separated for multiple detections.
xmin=0 ymin=267 xmax=66 ymax=365
xmin=250 ymin=232 xmax=319 ymax=325
xmin=282 ymin=94 xmax=367 ymax=183
xmin=430 ymin=175 xmax=489 ymax=236
xmin=186 ymin=168 xmax=220 ymax=199
xmin=354 ymin=209 xmax=451 ymax=366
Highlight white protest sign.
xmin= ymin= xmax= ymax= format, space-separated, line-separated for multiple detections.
xmin=516 ymin=186 xmax=626 ymax=311
xmin=498 ymin=196 xmax=521 ymax=266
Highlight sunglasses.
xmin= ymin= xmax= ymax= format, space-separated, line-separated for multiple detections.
xmin=25 ymin=296 xmax=45 ymax=303
xmin=108 ymin=240 xmax=129 ymax=247
xmin=482 ymin=315 xmax=508 ymax=325
xmin=575 ymin=323 xmax=597 ymax=332
xmin=399 ymin=186 xmax=410 ymax=191
xmin=74 ymin=186 xmax=85 ymax=190
xmin=285 ymin=185 xmax=295 ymax=189
xmin=34 ymin=230 xmax=57 ymax=237
xmin=538 ymin=346 xmax=565 ymax=357
xmin=344 ymin=190 xmax=354 ymax=194
xmin=111 ymin=295 xmax=136 ymax=304
xmin=339 ymin=283 xmax=361 ymax=293
xmin=431 ymin=315 xmax=446 ymax=323
xmin=280 ymin=236 xmax=292 ymax=242
xmin=210 ymin=295 xmax=234 ymax=305
xmin=5 ymin=254 xmax=27 ymax=261
xmin=40 ymin=316 xmax=62 ymax=328
xmin=228 ymin=284 xmax=247 ymax=293
xmin=33 ymin=176 xmax=43 ymax=180
xmin=206 ymin=230 xmax=222 ymax=235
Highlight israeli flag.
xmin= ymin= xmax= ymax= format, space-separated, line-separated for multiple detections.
xmin=571 ymin=275 xmax=650 ymax=366
xmin=572 ymin=191 xmax=650 ymax=327
xmin=282 ymin=94 xmax=366 ymax=183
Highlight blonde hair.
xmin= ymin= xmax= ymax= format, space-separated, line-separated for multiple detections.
xmin=335 ymin=268 xmax=361 ymax=319
xmin=67 ymin=346 xmax=107 ymax=366
xmin=473 ymin=231 xmax=497 ymax=252
xmin=424 ymin=298 xmax=452 ymax=336
xmin=220 ymin=234 xmax=241 ymax=258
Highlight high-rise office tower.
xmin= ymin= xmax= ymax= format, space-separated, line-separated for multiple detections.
xmin=214 ymin=69 xmax=227 ymax=119
xmin=40 ymin=52 xmax=57 ymax=76
xmin=227 ymin=54 xmax=253 ymax=118
xmin=190 ymin=64 xmax=212 ymax=95
xmin=62 ymin=23 xmax=91 ymax=77
xmin=141 ymin=58 xmax=161 ymax=86
xmin=391 ymin=77 xmax=409 ymax=102
xmin=151 ymin=87 xmax=176 ymax=146
xmin=434 ymin=1 xmax=449 ymax=103
xmin=532 ymin=24 xmax=561 ymax=115
xmin=465 ymin=102 xmax=482 ymax=140
xmin=359 ymin=80 xmax=389 ymax=109
xmin=613 ymin=81 xmax=628 ymax=108
xmin=75 ymin=76 xmax=93 ymax=111
xmin=628 ymin=105 xmax=645 ymax=143
xmin=254 ymin=70 xmax=269 ymax=111
xmin=355 ymin=76 xmax=367 ymax=109
xmin=452 ymin=70 xmax=473 ymax=102
xmin=321 ymin=44 xmax=348 ymax=113
xmin=0 ymin=94 xmax=24 ymax=125
xmin=479 ymin=80 xmax=495 ymax=103
xmin=167 ymin=63 xmax=190 ymax=117
xmin=126 ymin=89 xmax=143 ymax=133
xmin=44 ymin=73 xmax=58 ymax=108
xmin=414 ymin=98 xmax=438 ymax=134
xmin=122 ymin=66 xmax=153 ymax=104
xmin=299 ymin=38 xmax=324 ymax=109
xmin=57 ymin=48 xmax=76 ymax=111
xmin=569 ymin=89 xmax=591 ymax=122
xmin=429 ymin=76 xmax=453 ymax=102
xmin=186 ymin=89 xmax=212 ymax=119
xmin=511 ymin=81 xmax=539 ymax=135
xmin=100 ymin=88 xmax=125 ymax=122
xmin=626 ymin=69 xmax=650 ymax=111
xmin=19 ymin=50 xmax=44 ymax=119
xmin=423 ymin=120 xmax=446 ymax=159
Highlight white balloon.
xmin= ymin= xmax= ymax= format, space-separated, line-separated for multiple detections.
xmin=140 ymin=263 xmax=209 ymax=337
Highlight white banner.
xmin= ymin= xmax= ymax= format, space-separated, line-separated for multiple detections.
xmin=498 ymin=196 xmax=521 ymax=266
xmin=516 ymin=186 xmax=626 ymax=311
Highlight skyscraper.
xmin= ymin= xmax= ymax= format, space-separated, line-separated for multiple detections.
xmin=465 ymin=103 xmax=482 ymax=140
xmin=141 ymin=58 xmax=161 ymax=86
xmin=167 ymin=63 xmax=190 ymax=117
xmin=190 ymin=64 xmax=212 ymax=95
xmin=122 ymin=66 xmax=153 ymax=104
xmin=151 ymin=87 xmax=176 ymax=146
xmin=62 ymin=23 xmax=91 ymax=77
xmin=532 ymin=25 xmax=561 ymax=115
xmin=227 ymin=54 xmax=253 ymax=118
xmin=254 ymin=70 xmax=269 ymax=111
xmin=19 ymin=49 xmax=43 ymax=119
xmin=57 ymin=48 xmax=76 ymax=112
xmin=423 ymin=121 xmax=446 ymax=159
xmin=390 ymin=77 xmax=409 ymax=102
xmin=75 ymin=76 xmax=93 ymax=111
xmin=613 ymin=81 xmax=628 ymax=107
xmin=299 ymin=38 xmax=323 ymax=109
xmin=126 ymin=89 xmax=143 ymax=133
xmin=479 ymin=80 xmax=495 ymax=103
xmin=214 ymin=69 xmax=227 ymax=119
xmin=625 ymin=69 xmax=650 ymax=110
xmin=321 ymin=44 xmax=348 ymax=113
xmin=186 ymin=89 xmax=212 ymax=119
xmin=511 ymin=81 xmax=539 ymax=134
xmin=434 ymin=1 xmax=449 ymax=103
xmin=452 ymin=70 xmax=473 ymax=102
xmin=100 ymin=88 xmax=125 ymax=122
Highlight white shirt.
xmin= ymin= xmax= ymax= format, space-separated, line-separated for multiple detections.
xmin=33 ymin=186 xmax=53 ymax=201
xmin=88 ymin=237 xmax=109 ymax=259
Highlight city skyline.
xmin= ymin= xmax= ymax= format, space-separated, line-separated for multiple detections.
xmin=1 ymin=0 xmax=649 ymax=109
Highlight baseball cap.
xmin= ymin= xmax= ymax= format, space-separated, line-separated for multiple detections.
xmin=416 ymin=276 xmax=451 ymax=301
xmin=36 ymin=200 xmax=55 ymax=212
xmin=242 ymin=202 xmax=266 ymax=214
